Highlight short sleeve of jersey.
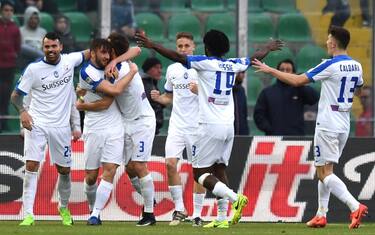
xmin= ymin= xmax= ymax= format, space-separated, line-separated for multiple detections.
xmin=186 ymin=55 xmax=250 ymax=73
xmin=67 ymin=52 xmax=84 ymax=67
xmin=164 ymin=65 xmax=173 ymax=93
xmin=16 ymin=66 xmax=35 ymax=95
xmin=305 ymin=59 xmax=333 ymax=82
xmin=357 ymin=64 xmax=364 ymax=87
xmin=80 ymin=65 xmax=103 ymax=91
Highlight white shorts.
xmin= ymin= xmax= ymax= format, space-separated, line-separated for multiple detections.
xmin=165 ymin=132 xmax=197 ymax=163
xmin=83 ymin=127 xmax=124 ymax=170
xmin=313 ymin=129 xmax=349 ymax=166
xmin=123 ymin=116 xmax=156 ymax=165
xmin=192 ymin=123 xmax=234 ymax=168
xmin=24 ymin=125 xmax=72 ymax=167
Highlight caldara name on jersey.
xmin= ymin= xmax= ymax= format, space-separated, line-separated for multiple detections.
xmin=42 ymin=75 xmax=72 ymax=91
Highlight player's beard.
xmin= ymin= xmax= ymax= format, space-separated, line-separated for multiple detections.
xmin=96 ymin=57 xmax=109 ymax=69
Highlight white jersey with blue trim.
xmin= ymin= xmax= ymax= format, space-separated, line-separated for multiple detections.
xmin=165 ymin=62 xmax=199 ymax=134
xmin=186 ymin=55 xmax=250 ymax=124
xmin=115 ymin=61 xmax=154 ymax=121
xmin=16 ymin=52 xmax=84 ymax=127
xmin=79 ymin=62 xmax=122 ymax=131
xmin=305 ymin=55 xmax=363 ymax=133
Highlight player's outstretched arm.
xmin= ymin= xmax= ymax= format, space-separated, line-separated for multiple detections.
xmin=250 ymin=39 xmax=284 ymax=63
xmin=76 ymin=95 xmax=114 ymax=111
xmin=135 ymin=32 xmax=187 ymax=65
xmin=151 ymin=90 xmax=173 ymax=106
xmin=96 ymin=61 xmax=138 ymax=96
xmin=252 ymin=59 xmax=310 ymax=87
xmin=10 ymin=90 xmax=33 ymax=131
xmin=106 ymin=46 xmax=142 ymax=74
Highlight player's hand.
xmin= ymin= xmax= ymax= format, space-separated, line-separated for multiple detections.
xmin=76 ymin=85 xmax=87 ymax=97
xmin=105 ymin=67 xmax=119 ymax=80
xmin=106 ymin=59 xmax=118 ymax=74
xmin=150 ymin=90 xmax=161 ymax=101
xmin=128 ymin=61 xmax=138 ymax=74
xmin=20 ymin=111 xmax=33 ymax=131
xmin=72 ymin=130 xmax=81 ymax=142
xmin=75 ymin=100 xmax=85 ymax=111
xmin=252 ymin=58 xmax=273 ymax=73
xmin=135 ymin=31 xmax=153 ymax=49
xmin=266 ymin=39 xmax=284 ymax=51
xmin=189 ymin=82 xmax=198 ymax=95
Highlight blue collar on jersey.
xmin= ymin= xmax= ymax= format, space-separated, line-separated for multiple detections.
xmin=89 ymin=60 xmax=105 ymax=70
xmin=42 ymin=55 xmax=61 ymax=65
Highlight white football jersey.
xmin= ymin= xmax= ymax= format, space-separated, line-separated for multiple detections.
xmin=115 ymin=61 xmax=155 ymax=121
xmin=79 ymin=62 xmax=123 ymax=131
xmin=305 ymin=55 xmax=363 ymax=133
xmin=186 ymin=55 xmax=251 ymax=124
xmin=165 ymin=62 xmax=199 ymax=134
xmin=16 ymin=52 xmax=84 ymax=127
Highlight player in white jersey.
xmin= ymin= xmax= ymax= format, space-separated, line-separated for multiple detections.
xmin=136 ymin=29 xmax=282 ymax=228
xmin=10 ymin=32 xmax=89 ymax=226
xmin=78 ymin=33 xmax=157 ymax=226
xmin=150 ymin=32 xmax=206 ymax=226
xmin=75 ymin=39 xmax=138 ymax=225
xmin=253 ymin=26 xmax=368 ymax=229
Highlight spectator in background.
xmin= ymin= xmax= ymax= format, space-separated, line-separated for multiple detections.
xmin=54 ymin=15 xmax=76 ymax=53
xmin=19 ymin=6 xmax=46 ymax=68
xmin=141 ymin=57 xmax=164 ymax=135
xmin=14 ymin=0 xmax=58 ymax=14
xmin=254 ymin=59 xmax=319 ymax=136
xmin=111 ymin=0 xmax=136 ymax=39
xmin=356 ymin=86 xmax=373 ymax=136
xmin=360 ymin=0 xmax=371 ymax=27
xmin=233 ymin=71 xmax=249 ymax=135
xmin=322 ymin=0 xmax=350 ymax=30
xmin=0 ymin=0 xmax=21 ymax=132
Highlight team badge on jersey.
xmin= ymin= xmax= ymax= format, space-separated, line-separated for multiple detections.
xmin=54 ymin=71 xmax=59 ymax=78
xmin=184 ymin=72 xmax=188 ymax=79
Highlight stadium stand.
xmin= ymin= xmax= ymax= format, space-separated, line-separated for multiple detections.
xmin=191 ymin=0 xmax=225 ymax=12
xmin=160 ymin=0 xmax=189 ymax=12
xmin=248 ymin=13 xmax=274 ymax=43
xmin=205 ymin=12 xmax=236 ymax=42
xmin=263 ymin=47 xmax=294 ymax=68
xmin=262 ymin=0 xmax=297 ymax=13
xmin=39 ymin=12 xmax=54 ymax=32
xmin=55 ymin=0 xmax=77 ymax=12
xmin=277 ymin=13 xmax=312 ymax=42
xmin=64 ymin=12 xmax=93 ymax=44
xmin=296 ymin=44 xmax=328 ymax=73
xmin=135 ymin=13 xmax=165 ymax=42
xmin=246 ymin=69 xmax=263 ymax=106
xmin=167 ymin=13 xmax=201 ymax=41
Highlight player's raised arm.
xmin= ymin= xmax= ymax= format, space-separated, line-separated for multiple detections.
xmin=250 ymin=39 xmax=284 ymax=63
xmin=106 ymin=46 xmax=142 ymax=74
xmin=252 ymin=58 xmax=310 ymax=87
xmin=135 ymin=32 xmax=187 ymax=65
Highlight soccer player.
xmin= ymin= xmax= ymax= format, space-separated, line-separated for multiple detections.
xmin=77 ymin=33 xmax=157 ymax=226
xmin=77 ymin=38 xmax=138 ymax=225
xmin=252 ymin=26 xmax=368 ymax=229
xmin=135 ymin=29 xmax=282 ymax=228
xmin=10 ymin=32 xmax=89 ymax=226
xmin=150 ymin=32 xmax=206 ymax=226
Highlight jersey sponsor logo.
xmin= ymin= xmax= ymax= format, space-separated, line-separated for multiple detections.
xmin=41 ymin=75 xmax=72 ymax=91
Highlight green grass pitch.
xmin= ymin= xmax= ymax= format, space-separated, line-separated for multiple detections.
xmin=1 ymin=221 xmax=374 ymax=235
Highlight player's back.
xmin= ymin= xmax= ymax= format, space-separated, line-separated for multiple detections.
xmin=115 ymin=61 xmax=154 ymax=121
xmin=186 ymin=56 xmax=250 ymax=124
xmin=165 ymin=62 xmax=199 ymax=134
xmin=306 ymin=55 xmax=363 ymax=133
xmin=80 ymin=62 xmax=122 ymax=131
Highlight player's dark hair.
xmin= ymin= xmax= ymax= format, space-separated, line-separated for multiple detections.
xmin=107 ymin=32 xmax=129 ymax=56
xmin=203 ymin=29 xmax=229 ymax=57
xmin=329 ymin=26 xmax=350 ymax=49
xmin=176 ymin=32 xmax=194 ymax=41
xmin=277 ymin=59 xmax=296 ymax=73
xmin=90 ymin=38 xmax=112 ymax=53
xmin=43 ymin=31 xmax=61 ymax=42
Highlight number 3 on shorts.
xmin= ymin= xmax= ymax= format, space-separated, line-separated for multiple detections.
xmin=315 ymin=145 xmax=321 ymax=157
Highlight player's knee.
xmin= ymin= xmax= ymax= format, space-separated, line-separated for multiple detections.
xmin=166 ymin=160 xmax=178 ymax=173
xmin=57 ymin=166 xmax=70 ymax=175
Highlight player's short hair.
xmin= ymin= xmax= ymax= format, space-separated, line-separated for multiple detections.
xmin=277 ymin=59 xmax=296 ymax=73
xmin=203 ymin=29 xmax=229 ymax=57
xmin=329 ymin=26 xmax=350 ymax=49
xmin=107 ymin=32 xmax=129 ymax=56
xmin=176 ymin=32 xmax=194 ymax=41
xmin=43 ymin=32 xmax=61 ymax=43
xmin=90 ymin=38 xmax=112 ymax=53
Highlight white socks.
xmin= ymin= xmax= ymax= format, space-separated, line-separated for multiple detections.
xmin=217 ymin=198 xmax=229 ymax=221
xmin=22 ymin=170 xmax=38 ymax=217
xmin=323 ymin=174 xmax=359 ymax=212
xmin=316 ymin=180 xmax=330 ymax=217
xmin=84 ymin=181 xmax=98 ymax=212
xmin=140 ymin=174 xmax=155 ymax=213
xmin=57 ymin=173 xmax=71 ymax=209
xmin=130 ymin=176 xmax=142 ymax=195
xmin=91 ymin=180 xmax=113 ymax=218
xmin=169 ymin=185 xmax=185 ymax=212
xmin=192 ymin=193 xmax=205 ymax=219
xmin=212 ymin=181 xmax=238 ymax=203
